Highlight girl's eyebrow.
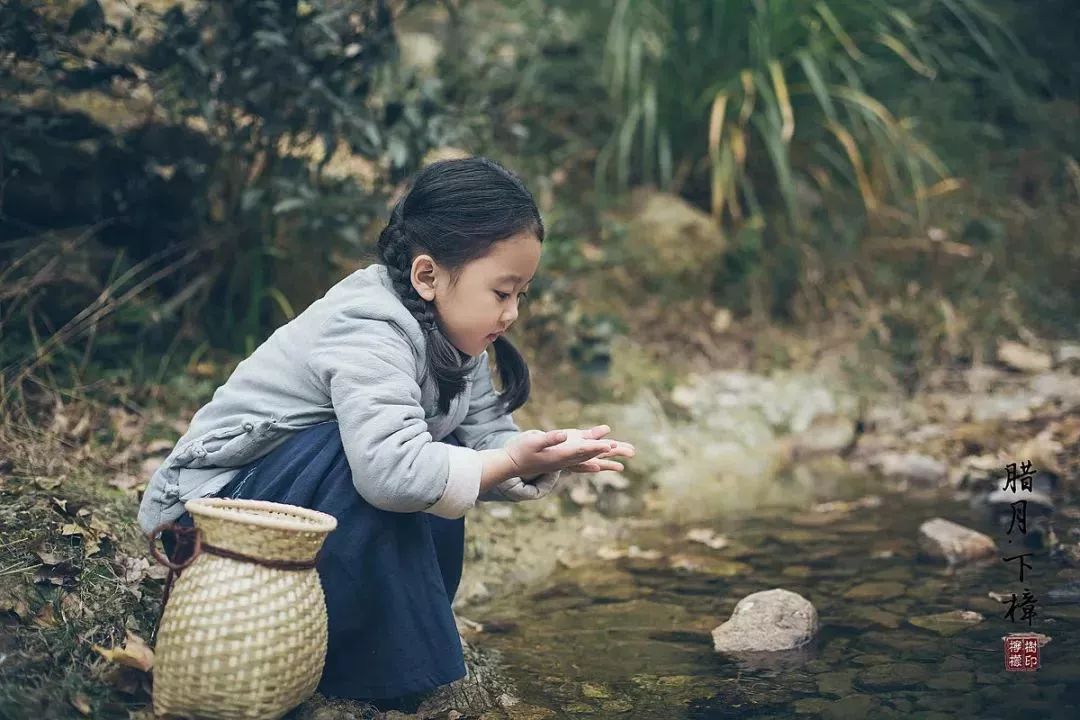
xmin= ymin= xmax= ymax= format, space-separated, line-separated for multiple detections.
xmin=495 ymin=273 xmax=531 ymax=284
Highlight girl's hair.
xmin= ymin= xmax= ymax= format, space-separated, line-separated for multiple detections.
xmin=376 ymin=156 xmax=544 ymax=416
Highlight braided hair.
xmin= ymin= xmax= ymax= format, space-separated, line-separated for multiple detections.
xmin=376 ymin=156 xmax=543 ymax=416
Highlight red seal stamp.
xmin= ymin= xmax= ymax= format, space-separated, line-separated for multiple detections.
xmin=1003 ymin=633 xmax=1041 ymax=671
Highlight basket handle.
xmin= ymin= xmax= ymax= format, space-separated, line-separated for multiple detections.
xmin=147 ymin=522 xmax=203 ymax=571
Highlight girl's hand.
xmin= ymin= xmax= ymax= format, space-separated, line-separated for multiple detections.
xmin=554 ymin=425 xmax=636 ymax=473
xmin=503 ymin=429 xmax=619 ymax=479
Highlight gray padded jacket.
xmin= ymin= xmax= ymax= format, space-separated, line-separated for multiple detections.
xmin=136 ymin=263 xmax=558 ymax=535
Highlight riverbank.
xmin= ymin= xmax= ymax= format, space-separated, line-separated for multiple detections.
xmin=1 ymin=321 xmax=1076 ymax=719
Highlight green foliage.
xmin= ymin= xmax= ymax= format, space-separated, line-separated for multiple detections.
xmin=596 ymin=0 xmax=1029 ymax=231
xmin=0 ymin=0 xmax=468 ymax=401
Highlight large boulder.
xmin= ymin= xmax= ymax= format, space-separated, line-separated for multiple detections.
xmin=711 ymin=588 xmax=819 ymax=652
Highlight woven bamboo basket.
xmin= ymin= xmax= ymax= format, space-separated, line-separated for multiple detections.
xmin=152 ymin=498 xmax=338 ymax=720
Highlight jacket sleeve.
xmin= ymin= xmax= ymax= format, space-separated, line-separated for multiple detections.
xmin=451 ymin=351 xmax=563 ymax=502
xmin=306 ymin=312 xmax=483 ymax=519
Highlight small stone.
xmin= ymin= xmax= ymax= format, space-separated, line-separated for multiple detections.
xmin=563 ymin=701 xmax=599 ymax=714
xmin=711 ymin=588 xmax=818 ymax=652
xmin=843 ymin=581 xmax=906 ymax=601
xmin=793 ymin=698 xmax=831 ymax=714
xmin=873 ymin=452 xmax=946 ymax=485
xmin=816 ymin=670 xmax=855 ymax=696
xmin=907 ymin=609 xmax=984 ymax=636
xmin=669 ymin=554 xmax=751 ymax=577
xmin=856 ymin=663 xmax=929 ymax=690
xmin=599 ymin=699 xmax=632 ymax=713
xmin=997 ymin=340 xmax=1052 ymax=373
xmin=822 ymin=694 xmax=875 ymax=720
xmin=926 ymin=671 xmax=974 ymax=691
xmin=917 ymin=517 xmax=997 ymax=565
xmin=685 ymin=528 xmax=729 ymax=549
xmin=848 ymin=606 xmax=903 ymax=629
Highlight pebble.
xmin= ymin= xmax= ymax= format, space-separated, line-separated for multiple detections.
xmin=917 ymin=517 xmax=997 ymax=565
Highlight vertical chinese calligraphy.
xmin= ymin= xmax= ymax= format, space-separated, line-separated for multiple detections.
xmin=1000 ymin=460 xmax=1042 ymax=672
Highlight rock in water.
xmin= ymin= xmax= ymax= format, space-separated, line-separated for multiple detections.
xmin=918 ymin=518 xmax=996 ymax=565
xmin=711 ymin=588 xmax=818 ymax=652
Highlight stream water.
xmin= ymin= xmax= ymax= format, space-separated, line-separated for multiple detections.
xmin=469 ymin=478 xmax=1080 ymax=719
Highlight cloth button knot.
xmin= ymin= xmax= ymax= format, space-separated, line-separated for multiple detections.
xmin=243 ymin=422 xmax=254 ymax=431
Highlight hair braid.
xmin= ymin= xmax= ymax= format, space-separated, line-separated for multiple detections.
xmin=377 ymin=216 xmax=471 ymax=413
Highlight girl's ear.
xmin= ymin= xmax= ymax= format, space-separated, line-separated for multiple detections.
xmin=410 ymin=254 xmax=438 ymax=301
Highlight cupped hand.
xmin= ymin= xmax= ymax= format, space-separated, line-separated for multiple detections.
xmin=553 ymin=424 xmax=636 ymax=473
xmin=503 ymin=428 xmax=620 ymax=479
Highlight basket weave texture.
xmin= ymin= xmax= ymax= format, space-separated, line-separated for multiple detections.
xmin=152 ymin=498 xmax=338 ymax=720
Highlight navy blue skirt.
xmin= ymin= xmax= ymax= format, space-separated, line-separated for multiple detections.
xmin=168 ymin=420 xmax=467 ymax=705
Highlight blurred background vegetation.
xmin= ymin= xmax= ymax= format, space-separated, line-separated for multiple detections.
xmin=2 ymin=0 xmax=1078 ymax=416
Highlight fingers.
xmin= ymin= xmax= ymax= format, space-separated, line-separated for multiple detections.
xmin=567 ymin=459 xmax=625 ymax=473
xmin=595 ymin=441 xmax=636 ymax=459
xmin=585 ymin=424 xmax=611 ymax=439
xmin=545 ymin=429 xmax=568 ymax=446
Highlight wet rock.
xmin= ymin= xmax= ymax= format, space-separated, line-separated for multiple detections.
xmin=793 ymin=698 xmax=832 ymax=714
xmin=851 ymin=653 xmax=893 ymax=666
xmin=816 ymin=670 xmax=855 ymax=696
xmin=711 ymin=588 xmax=818 ymax=652
xmin=855 ymin=662 xmax=930 ymax=690
xmin=906 ymin=609 xmax=984 ymax=636
xmin=786 ymin=415 xmax=856 ymax=459
xmin=669 ymin=554 xmax=751 ymax=577
xmin=872 ymin=452 xmax=946 ymax=486
xmin=822 ymin=694 xmax=875 ymax=720
xmin=926 ymin=671 xmax=974 ymax=692
xmin=1047 ymin=580 xmax=1080 ymax=604
xmin=1030 ymin=372 xmax=1080 ymax=408
xmin=986 ymin=487 xmax=1054 ymax=512
xmin=848 ymin=606 xmax=903 ymax=629
xmin=842 ymin=581 xmax=906 ymax=601
xmin=598 ymin=699 xmax=632 ymax=713
xmin=482 ymin=706 xmax=557 ymax=720
xmin=917 ymin=517 xmax=997 ymax=565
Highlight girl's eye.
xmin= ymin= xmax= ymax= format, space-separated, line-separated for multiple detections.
xmin=495 ymin=291 xmax=529 ymax=301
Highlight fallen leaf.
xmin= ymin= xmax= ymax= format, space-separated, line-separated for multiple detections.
xmin=70 ymin=693 xmax=92 ymax=716
xmin=93 ymin=631 xmax=154 ymax=672
xmin=34 ymin=547 xmax=66 ymax=566
xmin=60 ymin=592 xmax=89 ymax=619
xmin=35 ymin=560 xmax=81 ymax=588
xmin=118 ymin=556 xmax=151 ymax=584
xmin=32 ymin=603 xmax=58 ymax=628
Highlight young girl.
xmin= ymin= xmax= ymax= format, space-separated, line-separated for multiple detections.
xmin=138 ymin=156 xmax=635 ymax=711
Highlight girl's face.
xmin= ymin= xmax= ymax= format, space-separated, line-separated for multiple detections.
xmin=411 ymin=232 xmax=542 ymax=357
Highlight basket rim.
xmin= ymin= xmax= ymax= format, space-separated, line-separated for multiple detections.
xmin=184 ymin=497 xmax=338 ymax=534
